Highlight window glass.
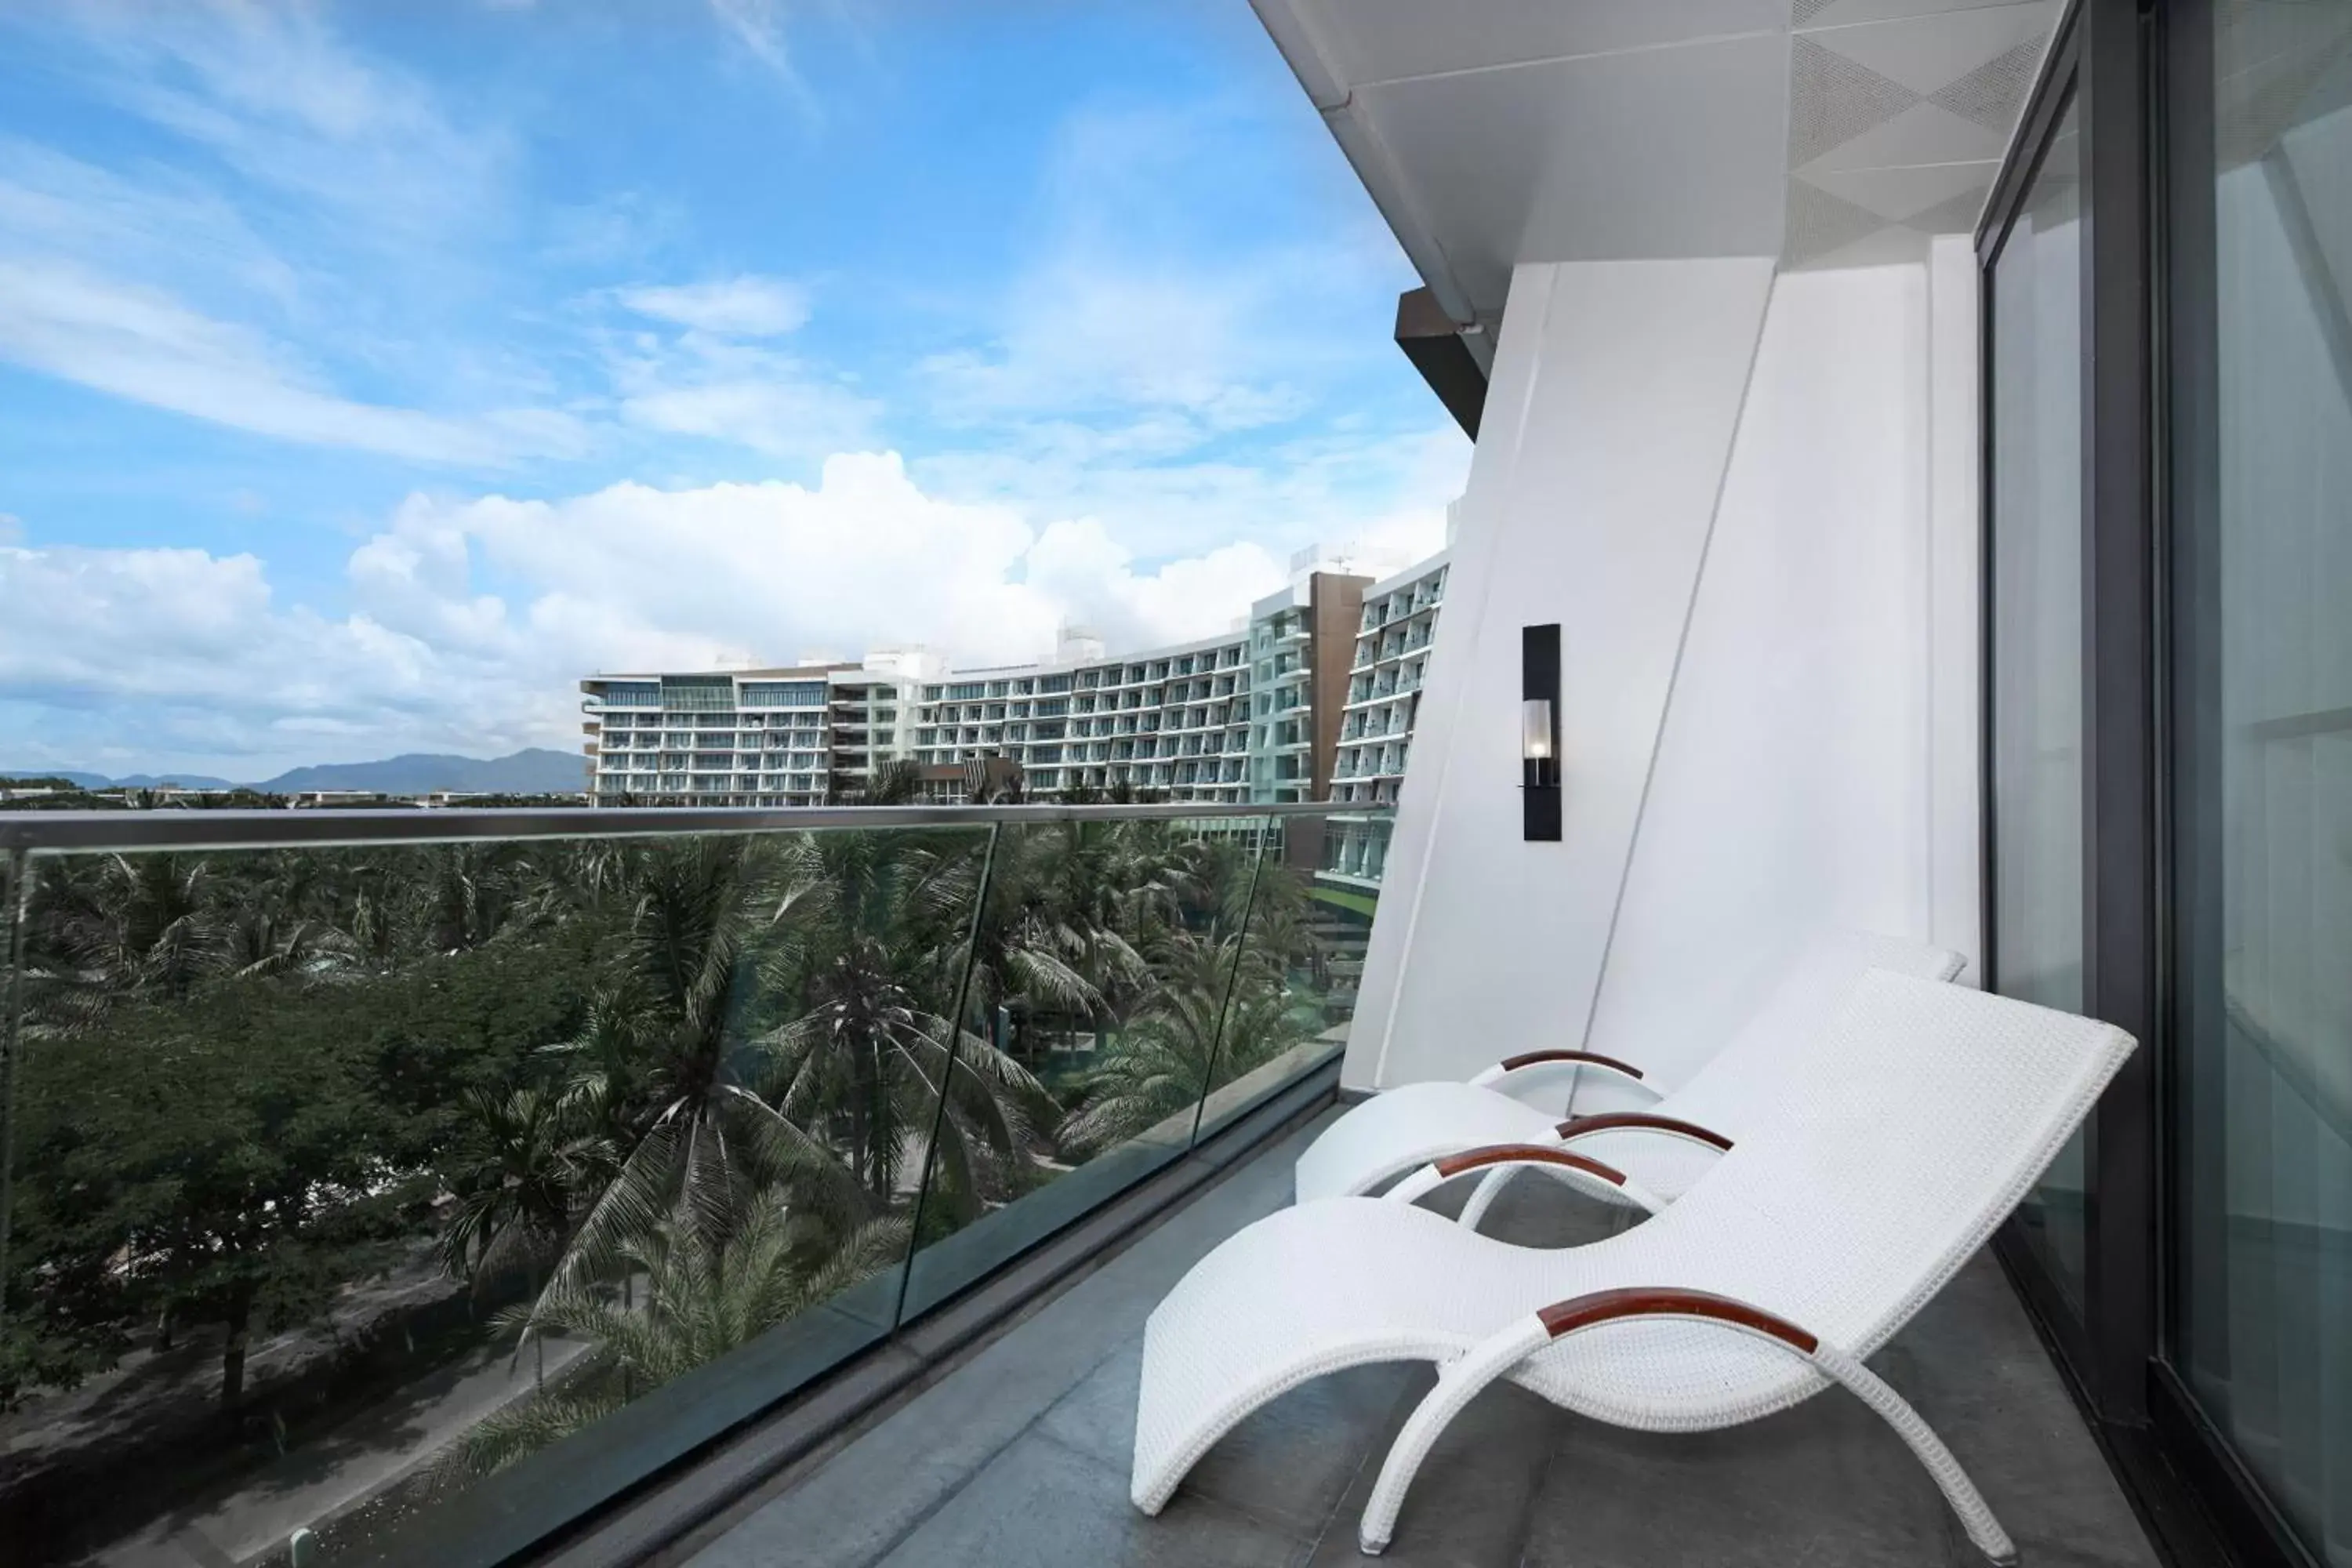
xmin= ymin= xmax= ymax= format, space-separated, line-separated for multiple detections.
xmin=1989 ymin=92 xmax=2089 ymax=1312
xmin=2169 ymin=13 xmax=2352 ymax=1558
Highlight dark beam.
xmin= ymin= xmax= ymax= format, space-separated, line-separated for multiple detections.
xmin=1394 ymin=286 xmax=1486 ymax=438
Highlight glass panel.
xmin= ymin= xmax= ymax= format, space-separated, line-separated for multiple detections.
xmin=1190 ymin=812 xmax=1377 ymax=1144
xmin=1988 ymin=91 xmax=2090 ymax=1313
xmin=895 ymin=815 xmax=1271 ymax=1320
xmin=2170 ymin=11 xmax=2352 ymax=1559
xmin=0 ymin=826 xmax=984 ymax=1566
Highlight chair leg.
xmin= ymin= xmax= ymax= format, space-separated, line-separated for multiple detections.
xmin=1352 ymin=1317 xmax=2018 ymax=1564
xmin=1356 ymin=1319 xmax=1551 ymax=1553
xmin=1808 ymin=1343 xmax=2020 ymax=1564
xmin=1455 ymin=1165 xmax=1517 ymax=1231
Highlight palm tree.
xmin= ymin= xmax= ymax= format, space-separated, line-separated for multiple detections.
xmin=959 ymin=819 xmax=1153 ymax=1063
xmin=408 ymin=841 xmax=535 ymax=954
xmin=459 ymin=1202 xmax=908 ymax=1475
xmin=1229 ymin=853 xmax=1321 ymax=982
xmin=1056 ymin=925 xmax=1308 ymax=1156
xmin=761 ymin=935 xmax=1045 ymax=1215
xmin=440 ymin=1083 xmax=607 ymax=1387
xmin=529 ymin=837 xmax=860 ymax=1315
xmin=758 ymin=826 xmax=1051 ymax=1218
xmin=508 ymin=838 xmax=644 ymax=931
xmin=439 ymin=1084 xmax=601 ymax=1292
xmin=832 ymin=757 xmax=924 ymax=806
xmin=23 ymin=852 xmax=220 ymax=1031
xmin=212 ymin=851 xmax=355 ymax=981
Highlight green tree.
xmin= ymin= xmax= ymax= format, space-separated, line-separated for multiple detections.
xmin=459 ymin=1202 xmax=908 ymax=1475
xmin=4 ymin=888 xmax=606 ymax=1410
xmin=758 ymin=826 xmax=1048 ymax=1215
xmin=13 ymin=981 xmax=430 ymax=1409
xmin=1056 ymin=924 xmax=1308 ymax=1156
xmin=530 ymin=837 xmax=859 ymax=1316
xmin=438 ymin=1084 xmax=601 ymax=1292
xmin=22 ymin=852 xmax=220 ymax=1032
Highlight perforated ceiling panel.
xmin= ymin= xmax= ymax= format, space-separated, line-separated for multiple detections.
xmin=1782 ymin=2 xmax=2056 ymax=269
xmin=1255 ymin=0 xmax=2067 ymax=314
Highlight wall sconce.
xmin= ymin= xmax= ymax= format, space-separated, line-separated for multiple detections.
xmin=1522 ymin=623 xmax=1562 ymax=840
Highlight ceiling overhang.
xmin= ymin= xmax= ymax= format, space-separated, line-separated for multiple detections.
xmin=1254 ymin=0 xmax=2063 ymax=329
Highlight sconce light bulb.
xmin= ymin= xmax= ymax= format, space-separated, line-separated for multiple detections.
xmin=1520 ymin=699 xmax=1554 ymax=761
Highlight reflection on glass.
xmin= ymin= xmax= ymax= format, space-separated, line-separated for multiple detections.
xmin=893 ymin=809 xmax=1383 ymax=1319
xmin=2169 ymin=9 xmax=2352 ymax=1559
xmin=0 ymin=829 xmax=977 ymax=1564
xmin=1192 ymin=814 xmax=1372 ymax=1142
xmin=0 ymin=808 xmax=1386 ymax=1563
xmin=1989 ymin=91 xmax=2089 ymax=1312
xmin=898 ymin=815 xmax=1276 ymax=1319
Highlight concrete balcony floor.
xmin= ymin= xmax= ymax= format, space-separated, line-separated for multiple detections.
xmin=677 ymin=1111 xmax=2160 ymax=1568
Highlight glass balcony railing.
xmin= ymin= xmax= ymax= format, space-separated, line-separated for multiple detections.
xmin=0 ymin=800 xmax=1387 ymax=1568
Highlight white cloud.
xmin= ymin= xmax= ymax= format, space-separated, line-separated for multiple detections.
xmin=0 ymin=35 xmax=576 ymax=469
xmin=0 ymin=258 xmax=586 ymax=466
xmin=0 ymin=137 xmax=302 ymax=310
xmin=913 ymin=420 xmax=1464 ymax=567
xmin=0 ymin=454 xmax=1359 ymax=776
xmin=430 ymin=452 xmax=1278 ymax=668
xmin=600 ymin=275 xmax=872 ymax=457
xmin=621 ymin=275 xmax=811 ymax=336
xmin=0 ymin=514 xmax=21 ymax=546
xmin=916 ymin=100 xmax=1405 ymax=440
xmin=63 ymin=0 xmax=506 ymax=250
xmin=1 ymin=543 xmax=283 ymax=698
xmin=707 ymin=0 xmax=804 ymax=96
xmin=1024 ymin=520 xmax=1278 ymax=644
xmin=608 ymin=333 xmax=878 ymax=458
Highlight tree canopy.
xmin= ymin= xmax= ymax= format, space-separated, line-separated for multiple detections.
xmin=2 ymin=815 xmax=1339 ymax=1496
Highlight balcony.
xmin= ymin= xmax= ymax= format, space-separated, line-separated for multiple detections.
xmin=679 ymin=1119 xmax=2154 ymax=1568
xmin=4 ymin=0 xmax=2307 ymax=1559
xmin=0 ymin=801 xmax=1388 ymax=1568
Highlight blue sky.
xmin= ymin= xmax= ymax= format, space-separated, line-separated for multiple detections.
xmin=0 ymin=0 xmax=1465 ymax=779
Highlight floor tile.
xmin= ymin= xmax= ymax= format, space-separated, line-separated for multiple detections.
xmin=693 ymin=1112 xmax=2161 ymax=1568
xmin=1302 ymin=1370 xmax=1559 ymax=1568
xmin=877 ymin=1429 xmax=1305 ymax=1568
xmin=1178 ymin=1360 xmax=1419 ymax=1540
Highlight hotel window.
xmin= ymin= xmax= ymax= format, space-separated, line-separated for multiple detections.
xmin=2164 ymin=8 xmax=2352 ymax=1559
xmin=1987 ymin=85 xmax=2088 ymax=1313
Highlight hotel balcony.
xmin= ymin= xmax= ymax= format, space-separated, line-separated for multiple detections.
xmin=2 ymin=0 xmax=2341 ymax=1565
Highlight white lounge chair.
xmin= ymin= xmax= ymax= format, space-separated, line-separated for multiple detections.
xmin=1134 ymin=971 xmax=2132 ymax=1560
xmin=1294 ymin=930 xmax=1963 ymax=1222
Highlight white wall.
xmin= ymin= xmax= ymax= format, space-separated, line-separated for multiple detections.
xmin=1348 ymin=256 xmax=1777 ymax=1089
xmin=1927 ymin=233 xmax=1984 ymax=977
xmin=1345 ymin=249 xmax=1982 ymax=1092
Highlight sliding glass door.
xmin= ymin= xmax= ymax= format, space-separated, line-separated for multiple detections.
xmin=2165 ymin=4 xmax=2352 ymax=1559
xmin=1986 ymin=88 xmax=2091 ymax=1319
xmin=1983 ymin=3 xmax=2352 ymax=1561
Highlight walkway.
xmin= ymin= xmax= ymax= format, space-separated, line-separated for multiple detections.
xmin=92 ymin=1335 xmax=586 ymax=1568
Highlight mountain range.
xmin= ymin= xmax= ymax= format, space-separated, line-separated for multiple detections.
xmin=6 ymin=748 xmax=588 ymax=796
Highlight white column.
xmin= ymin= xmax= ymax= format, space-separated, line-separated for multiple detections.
xmin=1346 ymin=256 xmax=1776 ymax=1091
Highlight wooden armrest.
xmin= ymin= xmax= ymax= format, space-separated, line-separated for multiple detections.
xmin=1536 ymin=1287 xmax=1817 ymax=1352
xmin=1430 ymin=1144 xmax=1628 ymax=1187
xmin=1553 ymin=1112 xmax=1733 ymax=1152
xmin=1492 ymin=1048 xmax=1644 ymax=1080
